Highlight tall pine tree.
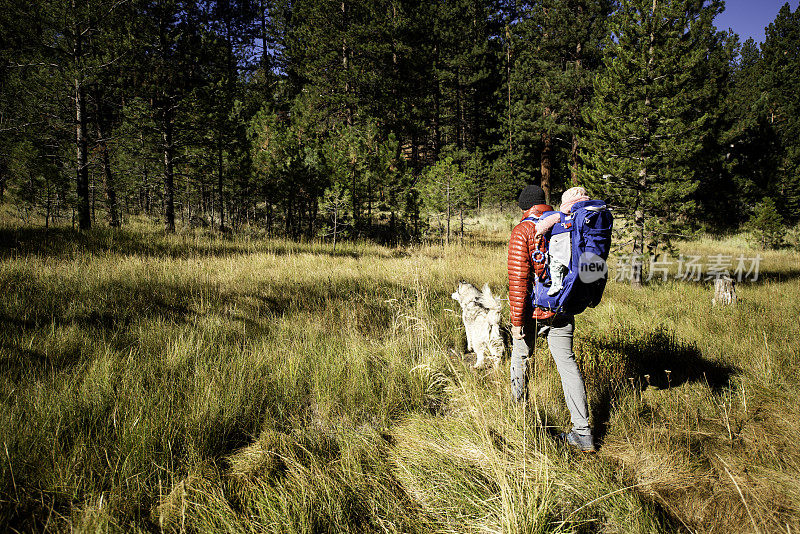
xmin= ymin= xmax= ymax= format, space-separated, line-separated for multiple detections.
xmin=717 ymin=38 xmax=780 ymax=223
xmin=580 ymin=0 xmax=727 ymax=284
xmin=760 ymin=2 xmax=800 ymax=221
xmin=512 ymin=0 xmax=611 ymax=203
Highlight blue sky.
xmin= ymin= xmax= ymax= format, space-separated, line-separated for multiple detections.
xmin=714 ymin=0 xmax=799 ymax=44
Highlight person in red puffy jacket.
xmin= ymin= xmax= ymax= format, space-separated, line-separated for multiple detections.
xmin=507 ymin=185 xmax=595 ymax=452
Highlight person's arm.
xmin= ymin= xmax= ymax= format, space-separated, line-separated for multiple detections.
xmin=534 ymin=213 xmax=560 ymax=237
xmin=508 ymin=223 xmax=531 ymax=334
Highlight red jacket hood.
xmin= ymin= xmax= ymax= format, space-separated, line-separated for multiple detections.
xmin=520 ymin=204 xmax=553 ymax=220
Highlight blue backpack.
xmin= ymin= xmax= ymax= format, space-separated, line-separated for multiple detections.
xmin=523 ymin=200 xmax=613 ymax=315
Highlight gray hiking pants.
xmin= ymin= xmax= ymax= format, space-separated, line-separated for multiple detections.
xmin=509 ymin=315 xmax=591 ymax=436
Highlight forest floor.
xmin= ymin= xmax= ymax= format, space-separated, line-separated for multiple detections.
xmin=0 ymin=216 xmax=799 ymax=533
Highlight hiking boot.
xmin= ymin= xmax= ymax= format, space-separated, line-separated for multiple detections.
xmin=558 ymin=431 xmax=596 ymax=453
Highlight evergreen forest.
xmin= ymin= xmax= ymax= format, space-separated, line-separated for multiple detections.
xmin=2 ymin=0 xmax=799 ymax=244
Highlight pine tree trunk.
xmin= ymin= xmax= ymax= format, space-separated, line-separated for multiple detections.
xmin=459 ymin=207 xmax=464 ymax=243
xmin=45 ymin=183 xmax=52 ymax=228
xmin=217 ymin=140 xmax=225 ymax=230
xmin=455 ymin=67 xmax=463 ymax=149
xmin=75 ymin=78 xmax=90 ymax=230
xmin=541 ymin=127 xmax=552 ymax=204
xmin=631 ymin=0 xmax=657 ymax=287
xmin=571 ymin=40 xmax=582 ymax=185
xmin=367 ymin=172 xmax=372 ymax=225
xmin=91 ymin=167 xmax=96 ymax=224
xmin=341 ymin=1 xmax=352 ymax=126
xmin=99 ymin=139 xmax=119 ymax=228
xmin=506 ymin=26 xmax=513 ymax=187
xmin=411 ymin=133 xmax=419 ymax=177
xmin=333 ymin=206 xmax=338 ymax=251
xmin=351 ymin=163 xmax=359 ymax=232
xmin=632 ymin=192 xmax=645 ymax=287
xmin=260 ymin=0 xmax=270 ymax=75
xmin=93 ymin=90 xmax=120 ymax=228
xmin=139 ymin=132 xmax=150 ymax=216
xmin=390 ymin=210 xmax=396 ymax=245
xmin=73 ymin=0 xmax=90 ymax=231
xmin=570 ymin=133 xmax=579 ymax=185
xmin=390 ymin=3 xmax=399 ymax=127
xmin=308 ymin=196 xmax=317 ymax=238
xmin=433 ymin=43 xmax=441 ymax=159
xmin=220 ymin=16 xmax=236 ymax=232
xmin=266 ymin=201 xmax=273 ymax=237
xmin=446 ymin=185 xmax=451 ymax=246
xmin=0 ymin=159 xmax=6 ymax=204
xmin=163 ymin=108 xmax=176 ymax=233
xmin=471 ymin=72 xmax=480 ymax=153
xmin=286 ymin=190 xmax=295 ymax=237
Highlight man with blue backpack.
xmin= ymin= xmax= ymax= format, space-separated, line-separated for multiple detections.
xmin=507 ymin=185 xmax=613 ymax=453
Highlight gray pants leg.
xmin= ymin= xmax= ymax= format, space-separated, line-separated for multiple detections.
xmin=509 ymin=316 xmax=591 ymax=436
xmin=545 ymin=317 xmax=591 ymax=435
xmin=510 ymin=335 xmax=530 ymax=403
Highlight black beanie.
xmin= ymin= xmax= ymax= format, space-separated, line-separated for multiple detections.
xmin=518 ymin=185 xmax=546 ymax=210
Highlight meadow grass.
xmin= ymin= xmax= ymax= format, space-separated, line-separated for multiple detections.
xmin=0 ymin=221 xmax=798 ymax=533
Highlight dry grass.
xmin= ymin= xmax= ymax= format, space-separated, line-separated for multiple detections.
xmin=0 ymin=219 xmax=798 ymax=532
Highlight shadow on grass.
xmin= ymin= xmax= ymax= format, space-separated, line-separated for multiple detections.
xmin=0 ymin=279 xmax=192 ymax=327
xmin=0 ymin=226 xmax=409 ymax=260
xmin=1 ymin=255 xmax=402 ymax=336
xmin=578 ymin=327 xmax=738 ymax=445
xmin=0 ymin=342 xmax=70 ymax=382
xmin=746 ymin=268 xmax=800 ymax=284
xmin=636 ymin=269 xmax=800 ymax=288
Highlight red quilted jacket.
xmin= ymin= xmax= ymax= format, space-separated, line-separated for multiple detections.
xmin=508 ymin=204 xmax=554 ymax=327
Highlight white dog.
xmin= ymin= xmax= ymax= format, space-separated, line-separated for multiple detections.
xmin=451 ymin=282 xmax=505 ymax=369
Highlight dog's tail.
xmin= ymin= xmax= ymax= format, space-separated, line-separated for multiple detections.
xmin=481 ymin=283 xmax=502 ymax=311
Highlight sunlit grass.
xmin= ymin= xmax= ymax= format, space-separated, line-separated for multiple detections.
xmin=0 ymin=221 xmax=798 ymax=532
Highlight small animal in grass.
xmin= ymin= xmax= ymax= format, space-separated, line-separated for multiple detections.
xmin=451 ymin=282 xmax=505 ymax=369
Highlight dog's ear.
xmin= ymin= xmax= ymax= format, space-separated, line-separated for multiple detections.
xmin=451 ymin=280 xmax=464 ymax=300
xmin=452 ymin=282 xmax=463 ymax=301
